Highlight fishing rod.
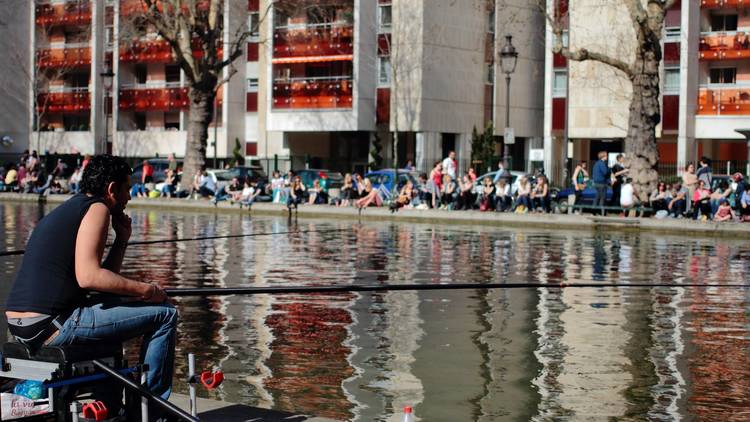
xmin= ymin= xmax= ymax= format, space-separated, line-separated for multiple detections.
xmin=0 ymin=228 xmax=350 ymax=258
xmin=164 ymin=282 xmax=750 ymax=297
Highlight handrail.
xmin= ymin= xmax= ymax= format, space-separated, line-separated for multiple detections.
xmin=92 ymin=360 xmax=199 ymax=422
xmin=120 ymin=82 xmax=185 ymax=89
xmin=275 ymin=21 xmax=352 ymax=31
xmin=273 ymin=76 xmax=353 ymax=83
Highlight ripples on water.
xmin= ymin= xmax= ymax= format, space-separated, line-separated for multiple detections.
xmin=1 ymin=203 xmax=749 ymax=421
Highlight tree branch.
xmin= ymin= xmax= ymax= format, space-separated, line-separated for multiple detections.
xmin=552 ymin=26 xmax=633 ymax=78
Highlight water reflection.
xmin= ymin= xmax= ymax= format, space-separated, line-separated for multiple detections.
xmin=0 ymin=203 xmax=749 ymax=421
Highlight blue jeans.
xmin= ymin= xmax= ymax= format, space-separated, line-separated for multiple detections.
xmin=48 ymin=300 xmax=178 ymax=400
xmin=594 ymin=183 xmax=608 ymax=207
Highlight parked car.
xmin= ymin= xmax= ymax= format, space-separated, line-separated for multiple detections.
xmin=293 ymin=169 xmax=344 ymax=191
xmin=472 ymin=170 xmax=526 ymax=195
xmin=209 ymin=166 xmax=271 ymax=201
xmin=364 ymin=169 xmax=419 ymax=193
xmin=131 ymin=159 xmax=181 ymax=185
xmin=555 ymin=180 xmax=613 ymax=211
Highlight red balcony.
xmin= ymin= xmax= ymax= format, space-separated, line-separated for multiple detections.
xmin=119 ymin=87 xmax=190 ymax=111
xmin=701 ymin=0 xmax=747 ymax=8
xmin=121 ymin=0 xmax=211 ymax=16
xmin=35 ymin=2 xmax=91 ymax=27
xmin=120 ymin=39 xmax=173 ymax=63
xmin=699 ymin=32 xmax=750 ymax=61
xmin=272 ymin=78 xmax=353 ymax=110
xmin=273 ymin=24 xmax=354 ymax=59
xmin=36 ymin=46 xmax=91 ymax=68
xmin=698 ymin=87 xmax=750 ymax=115
xmin=120 ymin=38 xmax=222 ymax=63
xmin=36 ymin=90 xmax=91 ymax=113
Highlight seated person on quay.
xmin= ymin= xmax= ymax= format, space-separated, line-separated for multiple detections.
xmin=4 ymin=155 xmax=177 ymax=410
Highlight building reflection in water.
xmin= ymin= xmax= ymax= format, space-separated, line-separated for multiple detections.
xmin=2 ymin=204 xmax=750 ymax=421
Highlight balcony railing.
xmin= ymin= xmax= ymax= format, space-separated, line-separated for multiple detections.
xmin=36 ymin=90 xmax=91 ymax=113
xmin=697 ymin=86 xmax=750 ymax=115
xmin=36 ymin=46 xmax=91 ymax=68
xmin=120 ymin=38 xmax=222 ymax=63
xmin=273 ymin=24 xmax=354 ymax=59
xmin=36 ymin=1 xmax=91 ymax=27
xmin=272 ymin=76 xmax=353 ymax=110
xmin=119 ymin=87 xmax=190 ymax=111
xmin=120 ymin=39 xmax=173 ymax=63
xmin=700 ymin=0 xmax=745 ymax=8
xmin=699 ymin=31 xmax=750 ymax=60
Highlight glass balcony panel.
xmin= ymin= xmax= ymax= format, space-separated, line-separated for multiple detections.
xmin=272 ymin=77 xmax=353 ymax=110
xmin=699 ymin=32 xmax=750 ymax=61
xmin=697 ymin=86 xmax=750 ymax=115
xmin=119 ymin=87 xmax=189 ymax=111
xmin=37 ymin=90 xmax=91 ymax=113
xmin=273 ymin=24 xmax=354 ymax=59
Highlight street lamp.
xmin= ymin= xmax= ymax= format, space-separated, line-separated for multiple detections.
xmin=100 ymin=64 xmax=115 ymax=154
xmin=499 ymin=34 xmax=518 ymax=167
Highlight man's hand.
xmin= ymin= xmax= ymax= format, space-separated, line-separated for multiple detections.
xmin=111 ymin=212 xmax=132 ymax=243
xmin=141 ymin=283 xmax=168 ymax=303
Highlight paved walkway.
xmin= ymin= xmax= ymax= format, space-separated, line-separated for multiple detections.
xmin=2 ymin=193 xmax=749 ymax=239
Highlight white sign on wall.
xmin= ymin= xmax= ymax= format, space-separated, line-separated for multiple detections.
xmin=504 ymin=127 xmax=515 ymax=145
xmin=529 ymin=149 xmax=544 ymax=161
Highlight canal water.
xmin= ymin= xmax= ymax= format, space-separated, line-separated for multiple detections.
xmin=0 ymin=202 xmax=749 ymax=421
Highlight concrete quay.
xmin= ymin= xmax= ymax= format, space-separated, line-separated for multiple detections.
xmin=2 ymin=193 xmax=750 ymax=239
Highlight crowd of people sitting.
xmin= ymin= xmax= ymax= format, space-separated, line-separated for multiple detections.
xmin=3 ymin=151 xmax=750 ymax=223
xmin=0 ymin=150 xmax=80 ymax=196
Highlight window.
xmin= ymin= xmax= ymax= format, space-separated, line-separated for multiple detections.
xmin=378 ymin=56 xmax=391 ymax=85
xmin=165 ymin=111 xmax=180 ymax=130
xmin=134 ymin=65 xmax=147 ymax=84
xmin=710 ymin=67 xmax=736 ymax=84
xmin=487 ymin=63 xmax=494 ymax=85
xmin=665 ymin=27 xmax=680 ymax=41
xmin=248 ymin=12 xmax=260 ymax=39
xmin=134 ymin=112 xmax=146 ymax=130
xmin=246 ymin=78 xmax=259 ymax=92
xmin=488 ymin=9 xmax=495 ymax=34
xmin=378 ymin=4 xmax=392 ymax=33
xmin=710 ymin=14 xmax=738 ymax=31
xmin=664 ymin=68 xmax=680 ymax=94
xmin=165 ymin=65 xmax=181 ymax=83
xmin=553 ymin=70 xmax=567 ymax=97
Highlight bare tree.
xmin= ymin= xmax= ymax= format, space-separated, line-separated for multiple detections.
xmin=133 ymin=0 xmax=271 ymax=186
xmin=545 ymin=0 xmax=677 ymax=200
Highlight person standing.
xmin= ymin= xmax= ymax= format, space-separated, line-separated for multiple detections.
xmin=442 ymin=151 xmax=457 ymax=181
xmin=610 ymin=154 xmax=628 ymax=207
xmin=493 ymin=160 xmax=511 ymax=184
xmin=592 ymin=151 xmax=612 ymax=211
xmin=696 ymin=156 xmax=712 ymax=187
xmin=571 ymin=161 xmax=589 ymax=205
xmin=167 ymin=153 xmax=178 ymax=173
xmin=682 ymin=163 xmax=698 ymax=214
xmin=4 ymin=155 xmax=177 ymax=406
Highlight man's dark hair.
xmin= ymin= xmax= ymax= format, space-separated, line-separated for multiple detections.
xmin=79 ymin=155 xmax=132 ymax=196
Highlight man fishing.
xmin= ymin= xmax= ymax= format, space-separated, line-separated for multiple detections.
xmin=4 ymin=155 xmax=177 ymax=407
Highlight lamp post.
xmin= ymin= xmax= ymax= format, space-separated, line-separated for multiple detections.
xmin=100 ymin=64 xmax=115 ymax=154
xmin=498 ymin=34 xmax=518 ymax=168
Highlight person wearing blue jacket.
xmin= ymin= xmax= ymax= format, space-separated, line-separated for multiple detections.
xmin=592 ymin=151 xmax=611 ymax=209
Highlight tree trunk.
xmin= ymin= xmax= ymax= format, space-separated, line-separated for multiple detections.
xmin=625 ymin=50 xmax=660 ymax=203
xmin=183 ymin=86 xmax=215 ymax=191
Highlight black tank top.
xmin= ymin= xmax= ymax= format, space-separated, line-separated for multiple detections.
xmin=6 ymin=194 xmax=105 ymax=315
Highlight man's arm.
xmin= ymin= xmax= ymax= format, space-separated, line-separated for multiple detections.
xmin=75 ymin=203 xmax=166 ymax=301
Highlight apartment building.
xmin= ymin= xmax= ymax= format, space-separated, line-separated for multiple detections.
xmin=256 ymin=0 xmax=545 ymax=173
xmin=545 ymin=0 xmax=750 ymax=183
xmin=25 ymin=0 xmax=250 ymax=160
xmin=14 ymin=0 xmax=546 ymax=173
